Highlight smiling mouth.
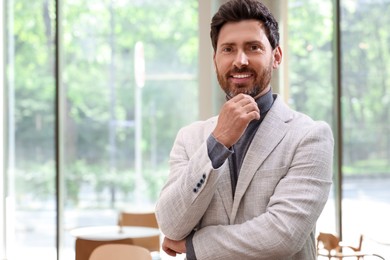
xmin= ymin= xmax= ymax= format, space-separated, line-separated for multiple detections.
xmin=231 ymin=74 xmax=252 ymax=79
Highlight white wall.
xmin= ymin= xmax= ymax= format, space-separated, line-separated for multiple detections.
xmin=198 ymin=1 xmax=215 ymax=120
xmin=1 ymin=0 xmax=6 ymax=257
xmin=262 ymin=0 xmax=289 ymax=100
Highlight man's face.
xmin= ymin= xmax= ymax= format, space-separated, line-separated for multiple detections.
xmin=214 ymin=20 xmax=282 ymax=100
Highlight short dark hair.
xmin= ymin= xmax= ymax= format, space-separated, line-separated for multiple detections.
xmin=210 ymin=0 xmax=280 ymax=52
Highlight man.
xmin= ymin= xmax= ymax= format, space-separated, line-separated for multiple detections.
xmin=155 ymin=0 xmax=334 ymax=259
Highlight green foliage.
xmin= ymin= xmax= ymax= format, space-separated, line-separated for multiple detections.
xmin=343 ymin=159 xmax=390 ymax=176
xmin=11 ymin=0 xmax=198 ymax=209
xmin=288 ymin=0 xmax=390 ymax=175
xmin=288 ymin=0 xmax=334 ymax=123
xmin=10 ymin=0 xmax=390 ymax=210
xmin=14 ymin=161 xmax=56 ymax=209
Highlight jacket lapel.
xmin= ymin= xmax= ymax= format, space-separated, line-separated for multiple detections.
xmin=229 ymin=95 xmax=293 ymax=223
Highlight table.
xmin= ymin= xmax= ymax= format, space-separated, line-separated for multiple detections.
xmin=70 ymin=225 xmax=161 ymax=260
xmin=70 ymin=225 xmax=160 ymax=241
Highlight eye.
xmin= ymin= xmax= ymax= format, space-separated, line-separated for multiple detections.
xmin=250 ymin=45 xmax=262 ymax=52
xmin=222 ymin=46 xmax=233 ymax=53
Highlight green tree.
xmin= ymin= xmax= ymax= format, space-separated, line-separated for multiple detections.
xmin=11 ymin=0 xmax=199 ymax=207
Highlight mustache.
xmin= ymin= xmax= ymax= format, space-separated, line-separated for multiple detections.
xmin=229 ymin=67 xmax=256 ymax=74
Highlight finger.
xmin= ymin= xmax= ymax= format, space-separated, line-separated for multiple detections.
xmin=243 ymin=102 xmax=260 ymax=114
xmin=248 ymin=110 xmax=260 ymax=120
xmin=231 ymin=93 xmax=253 ymax=104
xmin=233 ymin=95 xmax=259 ymax=113
xmin=162 ymin=245 xmax=177 ymax=256
xmin=225 ymin=97 xmax=258 ymax=113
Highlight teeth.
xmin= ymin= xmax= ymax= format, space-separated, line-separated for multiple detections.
xmin=232 ymin=74 xmax=250 ymax=78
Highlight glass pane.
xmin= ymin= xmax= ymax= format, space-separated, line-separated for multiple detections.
xmin=61 ymin=0 xmax=198 ymax=258
xmin=288 ymin=0 xmax=336 ymax=234
xmin=5 ymin=0 xmax=57 ymax=259
xmin=341 ymin=0 xmax=390 ymax=258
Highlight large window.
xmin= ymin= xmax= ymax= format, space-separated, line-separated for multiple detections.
xmin=288 ymin=0 xmax=390 ymax=258
xmin=61 ymin=0 xmax=198 ymax=257
xmin=340 ymin=0 xmax=390 ymax=257
xmin=2 ymin=0 xmax=390 ymax=259
xmin=287 ymin=0 xmax=336 ymax=234
xmin=5 ymin=0 xmax=57 ymax=259
xmin=4 ymin=0 xmax=198 ymax=258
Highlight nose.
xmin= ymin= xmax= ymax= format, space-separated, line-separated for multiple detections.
xmin=233 ymin=51 xmax=249 ymax=69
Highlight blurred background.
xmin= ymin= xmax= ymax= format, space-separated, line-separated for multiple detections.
xmin=1 ymin=0 xmax=389 ymax=259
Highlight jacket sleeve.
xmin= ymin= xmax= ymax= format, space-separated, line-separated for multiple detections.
xmin=155 ymin=123 xmax=228 ymax=240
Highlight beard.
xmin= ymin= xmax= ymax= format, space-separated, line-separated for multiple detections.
xmin=216 ymin=61 xmax=273 ymax=100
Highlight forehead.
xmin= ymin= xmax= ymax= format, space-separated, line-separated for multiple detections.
xmin=218 ymin=20 xmax=269 ymax=46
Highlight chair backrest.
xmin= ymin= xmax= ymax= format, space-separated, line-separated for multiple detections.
xmin=118 ymin=211 xmax=160 ymax=252
xmin=118 ymin=211 xmax=158 ymax=228
xmin=317 ymin=232 xmax=364 ymax=252
xmin=75 ymin=237 xmax=134 ymax=260
xmin=317 ymin=232 xmax=341 ymax=252
xmin=89 ymin=244 xmax=152 ymax=260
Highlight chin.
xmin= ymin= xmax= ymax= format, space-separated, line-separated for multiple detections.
xmin=239 ymin=87 xmax=260 ymax=97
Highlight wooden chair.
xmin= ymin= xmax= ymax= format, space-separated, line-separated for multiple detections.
xmin=89 ymin=244 xmax=152 ymax=260
xmin=75 ymin=237 xmax=134 ymax=260
xmin=118 ymin=211 xmax=160 ymax=252
xmin=316 ymin=232 xmax=385 ymax=259
xmin=118 ymin=211 xmax=159 ymax=228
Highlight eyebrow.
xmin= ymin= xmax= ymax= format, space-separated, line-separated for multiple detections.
xmin=245 ymin=41 xmax=265 ymax=47
xmin=219 ymin=42 xmax=235 ymax=47
xmin=219 ymin=41 xmax=266 ymax=49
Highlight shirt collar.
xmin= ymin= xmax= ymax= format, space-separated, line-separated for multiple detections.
xmin=255 ymin=88 xmax=274 ymax=116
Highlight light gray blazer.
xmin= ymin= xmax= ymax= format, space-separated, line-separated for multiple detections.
xmin=156 ymin=95 xmax=334 ymax=260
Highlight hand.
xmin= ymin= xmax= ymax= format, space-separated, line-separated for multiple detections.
xmin=213 ymin=94 xmax=260 ymax=148
xmin=162 ymin=236 xmax=187 ymax=257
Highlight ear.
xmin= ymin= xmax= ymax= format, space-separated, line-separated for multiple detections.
xmin=213 ymin=53 xmax=217 ymax=72
xmin=272 ymin=46 xmax=282 ymax=69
